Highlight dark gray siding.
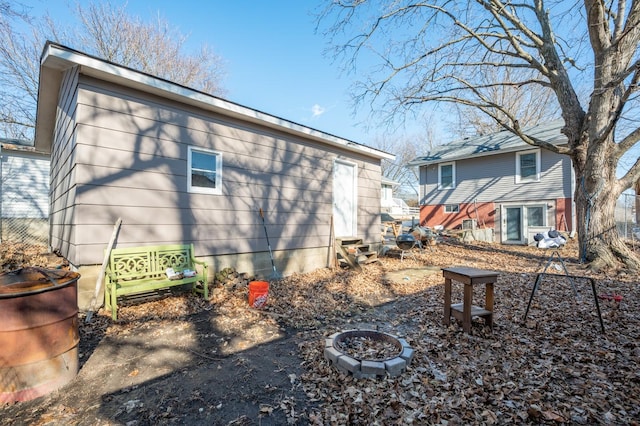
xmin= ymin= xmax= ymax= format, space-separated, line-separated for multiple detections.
xmin=66 ymin=76 xmax=381 ymax=265
xmin=420 ymin=149 xmax=572 ymax=205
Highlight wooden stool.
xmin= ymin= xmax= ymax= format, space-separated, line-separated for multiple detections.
xmin=443 ymin=266 xmax=499 ymax=333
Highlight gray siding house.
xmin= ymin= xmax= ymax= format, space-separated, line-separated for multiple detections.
xmin=407 ymin=121 xmax=574 ymax=244
xmin=34 ymin=42 xmax=393 ymax=308
xmin=0 ymin=139 xmax=50 ymax=244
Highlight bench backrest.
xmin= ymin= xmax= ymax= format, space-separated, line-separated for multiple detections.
xmin=108 ymin=244 xmax=195 ymax=281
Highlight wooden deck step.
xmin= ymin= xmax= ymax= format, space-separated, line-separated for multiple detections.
xmin=356 ymin=251 xmax=379 ymax=264
xmin=335 ymin=238 xmax=379 ymax=269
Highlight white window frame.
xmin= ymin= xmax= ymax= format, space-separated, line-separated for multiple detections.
xmin=438 ymin=162 xmax=456 ymax=190
xmin=515 ymin=149 xmax=540 ymax=183
xmin=444 ymin=204 xmax=459 ymax=213
xmin=188 ymin=146 xmax=223 ymax=195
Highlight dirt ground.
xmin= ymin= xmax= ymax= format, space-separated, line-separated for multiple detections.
xmin=1 ymin=238 xmax=640 ymax=425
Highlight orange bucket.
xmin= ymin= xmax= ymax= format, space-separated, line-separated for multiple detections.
xmin=248 ymin=281 xmax=269 ymax=308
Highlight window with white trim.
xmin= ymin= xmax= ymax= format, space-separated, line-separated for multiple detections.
xmin=444 ymin=204 xmax=459 ymax=213
xmin=188 ymin=146 xmax=222 ymax=195
xmin=516 ymin=149 xmax=540 ymax=183
xmin=438 ymin=162 xmax=455 ymax=189
xmin=526 ymin=205 xmax=545 ymax=226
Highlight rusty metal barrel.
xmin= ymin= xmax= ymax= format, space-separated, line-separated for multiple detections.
xmin=0 ymin=267 xmax=81 ymax=403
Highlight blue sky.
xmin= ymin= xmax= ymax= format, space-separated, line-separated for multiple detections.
xmin=25 ymin=0 xmax=404 ymax=145
xmin=18 ymin=1 xmax=639 ymax=181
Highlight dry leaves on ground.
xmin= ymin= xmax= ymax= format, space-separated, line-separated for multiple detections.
xmin=262 ymin=239 xmax=640 ymax=425
xmin=2 ymin=238 xmax=640 ymax=425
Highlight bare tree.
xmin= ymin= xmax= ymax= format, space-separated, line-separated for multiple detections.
xmin=371 ymin=114 xmax=442 ymax=199
xmin=319 ymin=0 xmax=640 ymax=271
xmin=0 ymin=0 xmax=226 ymax=140
xmin=372 ymin=135 xmax=421 ymax=197
xmin=69 ymin=2 xmax=225 ymax=95
xmin=0 ymin=2 xmax=39 ymax=139
xmin=453 ymin=67 xmax=560 ymax=137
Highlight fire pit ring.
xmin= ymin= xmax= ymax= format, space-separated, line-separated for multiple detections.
xmin=324 ymin=329 xmax=414 ymax=379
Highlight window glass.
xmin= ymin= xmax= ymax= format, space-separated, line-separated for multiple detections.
xmin=439 ymin=162 xmax=455 ymax=189
xmin=192 ymin=151 xmax=217 ymax=188
xmin=520 ymin=153 xmax=537 ymax=179
xmin=445 ymin=204 xmax=459 ymax=213
xmin=527 ymin=206 xmax=544 ymax=226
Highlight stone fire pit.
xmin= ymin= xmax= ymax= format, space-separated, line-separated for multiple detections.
xmin=324 ymin=329 xmax=414 ymax=379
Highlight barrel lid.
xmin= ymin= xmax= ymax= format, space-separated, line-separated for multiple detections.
xmin=0 ymin=267 xmax=80 ymax=296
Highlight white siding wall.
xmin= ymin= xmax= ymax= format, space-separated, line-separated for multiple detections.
xmin=1 ymin=151 xmax=49 ymax=219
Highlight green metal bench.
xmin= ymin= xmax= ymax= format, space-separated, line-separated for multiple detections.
xmin=104 ymin=243 xmax=208 ymax=320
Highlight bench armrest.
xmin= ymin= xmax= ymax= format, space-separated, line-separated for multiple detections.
xmin=192 ymin=257 xmax=206 ymax=267
xmin=191 ymin=257 xmax=208 ymax=279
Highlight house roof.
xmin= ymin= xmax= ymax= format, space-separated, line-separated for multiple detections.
xmin=381 ymin=176 xmax=399 ymax=186
xmin=407 ymin=120 xmax=566 ymax=167
xmin=0 ymin=137 xmax=48 ymax=155
xmin=35 ymin=42 xmax=395 ymax=161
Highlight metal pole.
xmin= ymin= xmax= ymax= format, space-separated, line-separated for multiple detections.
xmin=624 ymin=193 xmax=628 ymax=239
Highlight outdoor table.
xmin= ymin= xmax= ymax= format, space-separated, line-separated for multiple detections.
xmin=443 ymin=266 xmax=499 ymax=333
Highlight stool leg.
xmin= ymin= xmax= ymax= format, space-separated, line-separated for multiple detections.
xmin=485 ymin=282 xmax=494 ymax=329
xmin=444 ymin=278 xmax=452 ymax=326
xmin=463 ymin=283 xmax=472 ymax=333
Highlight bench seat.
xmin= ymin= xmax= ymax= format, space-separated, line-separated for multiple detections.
xmin=104 ymin=243 xmax=208 ymax=320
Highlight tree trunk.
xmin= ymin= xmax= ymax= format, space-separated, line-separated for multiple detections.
xmin=635 ymin=179 xmax=640 ymax=226
xmin=574 ymin=144 xmax=640 ymax=272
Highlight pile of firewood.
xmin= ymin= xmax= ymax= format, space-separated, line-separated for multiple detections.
xmin=213 ymin=267 xmax=255 ymax=289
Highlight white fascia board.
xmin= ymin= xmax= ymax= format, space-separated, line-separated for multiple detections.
xmin=41 ymin=44 xmax=394 ymax=161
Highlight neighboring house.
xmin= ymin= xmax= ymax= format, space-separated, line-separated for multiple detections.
xmin=407 ymin=121 xmax=574 ymax=244
xmin=34 ymin=42 xmax=394 ymax=308
xmin=381 ymin=177 xmax=420 ymax=217
xmin=381 ymin=177 xmax=398 ymax=212
xmin=0 ymin=139 xmax=50 ymax=244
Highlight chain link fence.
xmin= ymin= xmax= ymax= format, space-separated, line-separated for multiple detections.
xmin=617 ymin=192 xmax=639 ymax=243
xmin=1 ymin=217 xmax=49 ymax=245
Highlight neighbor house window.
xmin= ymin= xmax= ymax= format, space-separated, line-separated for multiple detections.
xmin=188 ymin=146 xmax=222 ymax=195
xmin=516 ymin=149 xmax=540 ymax=183
xmin=444 ymin=204 xmax=459 ymax=213
xmin=438 ymin=162 xmax=455 ymax=189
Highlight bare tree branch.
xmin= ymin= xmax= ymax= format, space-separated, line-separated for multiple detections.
xmin=0 ymin=0 xmax=226 ymax=140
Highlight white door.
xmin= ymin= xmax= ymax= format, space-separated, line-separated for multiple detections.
xmin=502 ymin=206 xmax=524 ymax=244
xmin=333 ymin=160 xmax=357 ymax=237
xmin=502 ymin=204 xmax=548 ymax=244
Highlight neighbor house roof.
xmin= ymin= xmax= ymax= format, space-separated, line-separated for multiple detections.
xmin=407 ymin=120 xmax=566 ymax=167
xmin=0 ymin=137 xmax=48 ymax=155
xmin=381 ymin=176 xmax=399 ymax=186
xmin=35 ymin=42 xmax=395 ymax=161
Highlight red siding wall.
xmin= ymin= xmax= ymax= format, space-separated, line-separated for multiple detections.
xmin=420 ymin=202 xmax=496 ymax=229
xmin=555 ymin=197 xmax=573 ymax=232
xmin=420 ymin=198 xmax=573 ymax=232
